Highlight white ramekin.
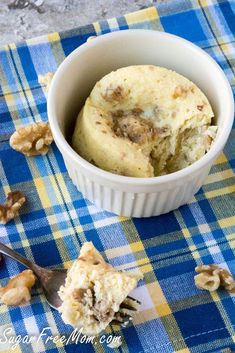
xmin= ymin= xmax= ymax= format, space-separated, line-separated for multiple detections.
xmin=48 ymin=30 xmax=234 ymax=218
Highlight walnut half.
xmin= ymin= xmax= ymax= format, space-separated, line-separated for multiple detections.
xmin=0 ymin=269 xmax=36 ymax=306
xmin=0 ymin=191 xmax=26 ymax=224
xmin=194 ymin=264 xmax=235 ymax=293
xmin=10 ymin=122 xmax=53 ymax=156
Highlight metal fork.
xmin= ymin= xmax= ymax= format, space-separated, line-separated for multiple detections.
xmin=0 ymin=243 xmax=139 ymax=326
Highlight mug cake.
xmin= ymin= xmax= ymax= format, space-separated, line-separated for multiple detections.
xmin=72 ymin=65 xmax=217 ymax=177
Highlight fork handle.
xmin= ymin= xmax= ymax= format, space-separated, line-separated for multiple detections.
xmin=0 ymin=242 xmax=38 ymax=272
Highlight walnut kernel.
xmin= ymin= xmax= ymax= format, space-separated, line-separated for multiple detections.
xmin=112 ymin=115 xmax=157 ymax=145
xmin=172 ymin=85 xmax=188 ymax=99
xmin=102 ymin=85 xmax=125 ymax=102
xmin=10 ymin=122 xmax=53 ymax=156
xmin=0 ymin=269 xmax=36 ymax=306
xmin=0 ymin=191 xmax=26 ymax=224
xmin=218 ymin=268 xmax=235 ymax=292
xmin=194 ymin=271 xmax=220 ymax=292
xmin=194 ymin=264 xmax=235 ymax=293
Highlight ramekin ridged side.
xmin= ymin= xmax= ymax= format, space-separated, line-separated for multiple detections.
xmin=63 ymin=156 xmax=212 ymax=217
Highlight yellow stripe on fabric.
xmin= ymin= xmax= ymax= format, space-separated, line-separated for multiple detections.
xmin=156 ymin=303 xmax=172 ymax=316
xmin=93 ymin=22 xmax=102 ymax=35
xmin=8 ymin=43 xmax=17 ymax=50
xmin=189 ymin=245 xmax=197 ymax=251
xmin=130 ymin=241 xmax=145 ymax=252
xmin=0 ymin=49 xmax=27 ymax=115
xmin=133 ymin=308 xmax=158 ymax=324
xmin=136 ymin=258 xmax=149 ymax=266
xmin=215 ymin=152 xmax=227 ymax=165
xmin=205 ymin=184 xmax=235 ymax=198
xmin=105 ymin=244 xmax=131 ymax=259
xmin=22 ymin=239 xmax=30 ymax=247
xmin=0 ymin=305 xmax=8 ymax=314
xmin=226 ymin=234 xmax=235 ymax=241
xmin=48 ymin=33 xmax=65 ymax=66
xmin=7 ymin=44 xmax=40 ymax=120
xmin=192 ymin=251 xmax=201 ymax=260
xmin=52 ymin=230 xmax=63 ymax=240
xmin=75 ymin=225 xmax=83 ymax=233
xmin=198 ymin=0 xmax=209 ymax=7
xmin=0 ymin=346 xmax=22 ymax=353
xmin=34 ymin=178 xmax=51 ymax=208
xmin=54 ymin=341 xmax=67 ymax=349
xmin=25 ymin=32 xmax=59 ymax=45
xmin=219 ymin=216 xmax=235 ymax=228
xmin=43 ymin=311 xmax=66 ymax=352
xmin=189 ymin=241 xmax=201 ymax=259
xmin=130 ymin=237 xmax=173 ymax=321
xmin=125 ymin=6 xmax=158 ymax=25
xmin=229 ymin=240 xmax=235 ymax=248
xmin=3 ymin=91 xmax=29 ymax=121
xmin=53 ymin=174 xmax=71 ymax=203
xmin=47 ymin=32 xmax=60 ymax=42
xmin=204 ymin=168 xmax=234 ymax=185
xmin=139 ymin=264 xmax=152 ymax=273
xmin=211 ymin=291 xmax=223 ymax=303
xmin=147 ymin=282 xmax=171 ymax=316
xmin=3 ymin=44 xmax=9 ymax=51
xmin=63 ymin=260 xmax=74 ymax=268
xmin=211 ymin=291 xmax=235 ymax=339
xmin=176 ymin=349 xmax=191 ymax=353
xmin=191 ymin=251 xmax=200 ymax=259
xmin=118 ymin=215 xmax=128 ymax=222
xmin=48 ymin=175 xmax=63 ymax=204
xmin=182 ymin=228 xmax=190 ymax=238
xmin=3 ymin=185 xmax=11 ymax=194
xmin=3 ymin=92 xmax=14 ymax=106
xmin=9 ymin=348 xmax=22 ymax=353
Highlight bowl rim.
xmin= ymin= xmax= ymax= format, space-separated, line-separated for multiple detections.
xmin=48 ymin=29 xmax=234 ymax=186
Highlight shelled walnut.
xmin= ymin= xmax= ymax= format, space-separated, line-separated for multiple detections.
xmin=0 ymin=191 xmax=26 ymax=224
xmin=10 ymin=122 xmax=53 ymax=156
xmin=38 ymin=72 xmax=54 ymax=92
xmin=194 ymin=264 xmax=235 ymax=293
xmin=0 ymin=270 xmax=36 ymax=306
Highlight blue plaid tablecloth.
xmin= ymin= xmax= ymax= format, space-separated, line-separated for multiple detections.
xmin=0 ymin=1 xmax=235 ymax=352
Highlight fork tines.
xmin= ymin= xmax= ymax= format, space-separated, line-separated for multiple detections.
xmin=127 ymin=295 xmax=141 ymax=305
xmin=111 ymin=296 xmax=141 ymax=327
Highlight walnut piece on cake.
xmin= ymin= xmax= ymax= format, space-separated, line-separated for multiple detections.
xmin=0 ymin=270 xmax=36 ymax=306
xmin=112 ymin=114 xmax=157 ymax=145
xmin=194 ymin=264 xmax=235 ymax=293
xmin=0 ymin=191 xmax=26 ymax=224
xmin=10 ymin=122 xmax=53 ymax=156
xmin=58 ymin=242 xmax=142 ymax=335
